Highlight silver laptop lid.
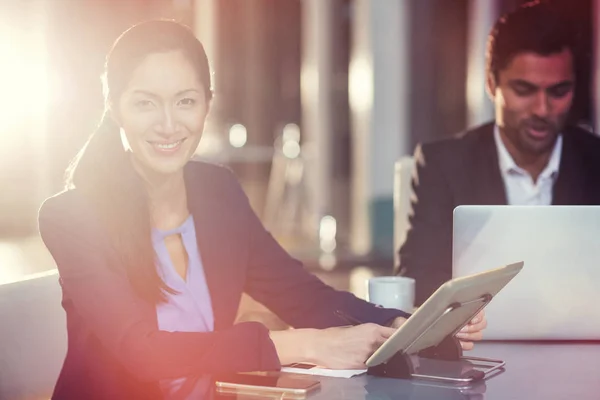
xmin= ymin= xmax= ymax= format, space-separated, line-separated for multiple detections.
xmin=452 ymin=205 xmax=600 ymax=340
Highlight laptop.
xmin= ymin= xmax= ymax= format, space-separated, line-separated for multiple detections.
xmin=452 ymin=205 xmax=600 ymax=340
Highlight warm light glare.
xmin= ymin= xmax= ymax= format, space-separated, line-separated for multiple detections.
xmin=300 ymin=65 xmax=318 ymax=106
xmin=0 ymin=242 xmax=26 ymax=284
xmin=229 ymin=124 xmax=247 ymax=148
xmin=320 ymin=238 xmax=336 ymax=253
xmin=319 ymin=215 xmax=337 ymax=253
xmin=466 ymin=64 xmax=487 ymax=124
xmin=281 ymin=123 xmax=301 ymax=159
xmin=282 ymin=141 xmax=300 ymax=159
xmin=349 ymin=266 xmax=375 ymax=300
xmin=195 ymin=129 xmax=224 ymax=155
xmin=348 ymin=57 xmax=373 ymax=114
xmin=284 ymin=161 xmax=303 ymax=185
xmin=318 ymin=253 xmax=337 ymax=271
xmin=0 ymin=237 xmax=57 ymax=286
xmin=0 ymin=23 xmax=51 ymax=133
xmin=119 ymin=128 xmax=131 ymax=151
xmin=282 ymin=123 xmax=300 ymax=143
xmin=319 ymin=215 xmax=337 ymax=241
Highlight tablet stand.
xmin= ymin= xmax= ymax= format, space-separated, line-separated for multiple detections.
xmin=367 ymin=294 xmax=505 ymax=385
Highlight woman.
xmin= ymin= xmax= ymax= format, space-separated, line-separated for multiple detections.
xmin=39 ymin=20 xmax=486 ymax=399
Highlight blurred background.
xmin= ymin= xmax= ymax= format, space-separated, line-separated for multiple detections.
xmin=0 ymin=0 xmax=597 ymax=293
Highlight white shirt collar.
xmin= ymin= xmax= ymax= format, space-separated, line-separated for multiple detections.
xmin=493 ymin=125 xmax=562 ymax=180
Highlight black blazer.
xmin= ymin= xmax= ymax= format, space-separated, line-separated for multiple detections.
xmin=40 ymin=161 xmax=409 ymax=399
xmin=398 ymin=122 xmax=600 ymax=305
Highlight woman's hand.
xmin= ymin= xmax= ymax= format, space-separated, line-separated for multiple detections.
xmin=269 ymin=311 xmax=487 ymax=369
xmin=269 ymin=324 xmax=395 ymax=369
xmin=390 ymin=310 xmax=487 ymax=350
xmin=307 ymin=324 xmax=396 ymax=369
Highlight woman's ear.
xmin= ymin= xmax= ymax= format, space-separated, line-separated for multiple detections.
xmin=119 ymin=127 xmax=132 ymax=151
xmin=205 ymin=97 xmax=212 ymax=116
xmin=107 ymin=101 xmax=122 ymax=127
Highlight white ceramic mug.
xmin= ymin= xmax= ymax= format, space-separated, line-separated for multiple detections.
xmin=367 ymin=276 xmax=415 ymax=311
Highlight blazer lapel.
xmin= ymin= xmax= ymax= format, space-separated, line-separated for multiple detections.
xmin=185 ymin=166 xmax=227 ymax=330
xmin=552 ymin=129 xmax=585 ymax=205
xmin=474 ymin=125 xmax=508 ymax=205
xmin=185 ymin=164 xmax=247 ymax=331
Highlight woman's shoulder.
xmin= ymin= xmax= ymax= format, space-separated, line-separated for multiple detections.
xmin=185 ymin=159 xmax=244 ymax=195
xmin=38 ymin=188 xmax=98 ymax=231
xmin=184 ymin=160 xmax=255 ymax=219
xmin=38 ymin=187 xmax=121 ymax=264
xmin=185 ymin=159 xmax=236 ymax=180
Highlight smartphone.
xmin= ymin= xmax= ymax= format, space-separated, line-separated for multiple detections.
xmin=215 ymin=373 xmax=320 ymax=398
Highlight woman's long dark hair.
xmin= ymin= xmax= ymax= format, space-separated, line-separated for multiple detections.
xmin=66 ymin=20 xmax=213 ymax=303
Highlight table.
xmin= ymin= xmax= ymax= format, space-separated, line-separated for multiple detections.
xmin=188 ymin=342 xmax=600 ymax=400
xmin=303 ymin=342 xmax=600 ymax=400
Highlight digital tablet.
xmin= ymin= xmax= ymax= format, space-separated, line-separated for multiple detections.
xmin=366 ymin=262 xmax=523 ymax=368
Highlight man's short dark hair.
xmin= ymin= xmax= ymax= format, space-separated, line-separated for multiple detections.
xmin=486 ymin=1 xmax=577 ymax=84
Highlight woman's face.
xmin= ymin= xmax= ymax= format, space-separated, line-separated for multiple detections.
xmin=117 ymin=50 xmax=208 ymax=178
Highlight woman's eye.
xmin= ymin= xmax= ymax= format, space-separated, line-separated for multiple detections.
xmin=178 ymin=98 xmax=196 ymax=107
xmin=135 ymin=99 xmax=154 ymax=109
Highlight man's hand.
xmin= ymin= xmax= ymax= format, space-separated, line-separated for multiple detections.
xmin=390 ymin=310 xmax=487 ymax=350
xmin=456 ymin=311 xmax=487 ymax=350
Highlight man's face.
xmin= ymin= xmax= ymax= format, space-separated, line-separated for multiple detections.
xmin=490 ymin=49 xmax=575 ymax=156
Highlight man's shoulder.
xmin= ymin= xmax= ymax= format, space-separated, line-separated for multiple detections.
xmin=565 ymin=126 xmax=600 ymax=153
xmin=417 ymin=122 xmax=494 ymax=162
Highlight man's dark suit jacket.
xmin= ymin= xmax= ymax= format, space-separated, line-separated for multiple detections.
xmin=39 ymin=161 xmax=409 ymax=400
xmin=398 ymin=122 xmax=600 ymax=305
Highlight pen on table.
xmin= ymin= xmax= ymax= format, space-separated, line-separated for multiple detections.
xmin=334 ymin=310 xmax=363 ymax=326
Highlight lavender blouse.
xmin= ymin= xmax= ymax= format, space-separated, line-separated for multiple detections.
xmin=152 ymin=215 xmax=214 ymax=398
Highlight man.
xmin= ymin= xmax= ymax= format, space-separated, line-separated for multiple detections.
xmin=397 ymin=1 xmax=600 ymax=305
